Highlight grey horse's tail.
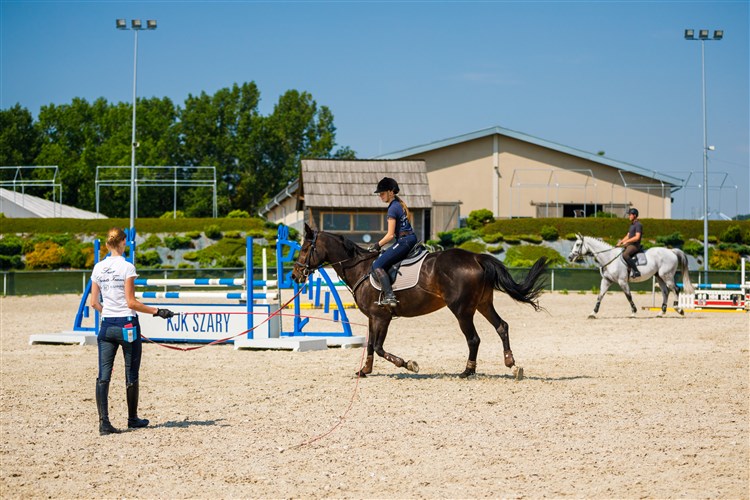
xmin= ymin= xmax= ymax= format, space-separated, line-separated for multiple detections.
xmin=672 ymin=248 xmax=695 ymax=294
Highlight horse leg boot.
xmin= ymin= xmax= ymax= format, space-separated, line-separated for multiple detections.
xmin=96 ymin=379 xmax=121 ymax=436
xmin=373 ymin=268 xmax=397 ymax=307
xmin=126 ymin=381 xmax=149 ymax=429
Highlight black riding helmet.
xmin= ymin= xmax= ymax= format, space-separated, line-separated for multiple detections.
xmin=374 ymin=177 xmax=400 ymax=194
xmin=628 ymin=208 xmax=639 ymax=217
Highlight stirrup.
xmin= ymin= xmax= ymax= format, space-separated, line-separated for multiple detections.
xmin=378 ymin=295 xmax=398 ymax=307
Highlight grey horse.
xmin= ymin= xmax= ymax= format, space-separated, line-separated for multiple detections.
xmin=568 ymin=233 xmax=695 ymax=318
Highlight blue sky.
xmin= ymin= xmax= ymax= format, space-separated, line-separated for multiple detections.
xmin=2 ymin=0 xmax=748 ymax=218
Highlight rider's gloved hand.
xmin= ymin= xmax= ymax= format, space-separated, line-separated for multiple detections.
xmin=154 ymin=308 xmax=175 ymax=319
xmin=367 ymin=243 xmax=381 ymax=253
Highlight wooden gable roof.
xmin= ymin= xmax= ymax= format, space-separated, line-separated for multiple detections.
xmin=300 ymin=159 xmax=432 ymax=209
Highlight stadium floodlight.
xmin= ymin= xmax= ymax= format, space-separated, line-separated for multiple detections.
xmin=684 ymin=28 xmax=723 ymax=280
xmin=116 ymin=19 xmax=157 ymax=256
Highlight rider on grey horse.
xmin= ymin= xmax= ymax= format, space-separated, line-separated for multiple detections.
xmin=617 ymin=207 xmax=643 ymax=278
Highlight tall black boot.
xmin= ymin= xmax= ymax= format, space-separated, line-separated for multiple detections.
xmin=96 ymin=379 xmax=121 ymax=436
xmin=627 ymin=257 xmax=641 ymax=278
xmin=126 ymin=381 xmax=149 ymax=429
xmin=373 ymin=268 xmax=397 ymax=307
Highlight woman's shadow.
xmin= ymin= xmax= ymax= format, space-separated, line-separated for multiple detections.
xmin=150 ymin=418 xmax=228 ymax=429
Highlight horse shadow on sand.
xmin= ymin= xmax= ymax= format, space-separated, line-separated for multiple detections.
xmin=366 ymin=372 xmax=594 ymax=382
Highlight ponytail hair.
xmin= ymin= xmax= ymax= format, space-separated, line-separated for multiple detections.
xmin=106 ymin=228 xmax=127 ymax=249
xmin=395 ymin=195 xmax=410 ymax=219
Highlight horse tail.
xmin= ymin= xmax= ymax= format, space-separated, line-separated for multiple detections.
xmin=479 ymin=255 xmax=548 ymax=311
xmin=672 ymin=248 xmax=695 ymax=294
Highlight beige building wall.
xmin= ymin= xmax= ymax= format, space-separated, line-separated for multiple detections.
xmin=401 ymin=135 xmax=672 ymax=219
xmin=262 ymin=196 xmax=303 ymax=230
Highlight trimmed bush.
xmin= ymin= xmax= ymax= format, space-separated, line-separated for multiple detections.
xmin=656 ymin=232 xmax=684 ymax=247
xmin=186 ymin=231 xmax=201 ymax=239
xmin=204 ymin=224 xmax=222 ymax=240
xmin=25 ymin=241 xmax=66 ymax=269
xmin=160 ymin=211 xmax=185 ymax=219
xmin=0 ymin=236 xmax=23 ymax=256
xmin=164 ymin=235 xmax=194 ymax=250
xmin=709 ymin=249 xmax=741 ymax=270
xmin=136 ymin=250 xmax=162 ymax=268
xmin=540 ymin=225 xmax=559 ymax=241
xmin=227 ymin=210 xmax=251 ymax=218
xmin=504 ymin=244 xmax=566 ymax=267
xmin=720 ymin=225 xmax=743 ymax=243
xmin=683 ymin=240 xmax=703 ymax=257
xmin=458 ymin=241 xmax=487 ymax=254
xmin=0 ymin=254 xmax=23 ymax=270
xmin=140 ymin=234 xmax=163 ymax=249
xmin=224 ymin=230 xmax=243 ymax=239
xmin=520 ymin=234 xmax=543 ymax=244
xmin=467 ymin=209 xmax=495 ymax=230
xmin=481 ymin=232 xmax=503 ymax=244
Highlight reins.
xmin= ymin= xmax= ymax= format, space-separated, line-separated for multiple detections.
xmin=295 ymin=230 xmax=375 ymax=296
xmin=578 ymin=236 xmax=625 ymax=271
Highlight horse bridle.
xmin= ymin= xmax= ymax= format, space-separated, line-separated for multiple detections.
xmin=293 ymin=230 xmax=373 ymax=279
xmin=575 ymin=236 xmax=625 ymax=269
xmin=293 ymin=231 xmax=319 ymax=279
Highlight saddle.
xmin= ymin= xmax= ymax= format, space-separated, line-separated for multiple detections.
xmin=370 ymin=243 xmax=429 ymax=292
xmin=622 ymin=250 xmax=648 ymax=266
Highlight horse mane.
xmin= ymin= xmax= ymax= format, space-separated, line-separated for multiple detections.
xmin=585 ymin=236 xmax=613 ymax=249
xmin=324 ymin=231 xmax=369 ymax=259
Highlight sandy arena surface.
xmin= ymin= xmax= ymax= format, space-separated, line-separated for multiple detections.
xmin=1 ymin=291 xmax=748 ymax=499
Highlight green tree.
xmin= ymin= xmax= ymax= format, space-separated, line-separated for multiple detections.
xmin=0 ymin=104 xmax=41 ymax=168
xmin=179 ymin=82 xmax=262 ymax=216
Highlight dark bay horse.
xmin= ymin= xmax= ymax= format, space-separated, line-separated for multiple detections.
xmin=291 ymin=224 xmax=547 ymax=378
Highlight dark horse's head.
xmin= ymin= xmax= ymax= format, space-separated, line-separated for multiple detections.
xmin=291 ymin=223 xmax=365 ymax=284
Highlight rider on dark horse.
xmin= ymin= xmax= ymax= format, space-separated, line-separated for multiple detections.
xmin=617 ymin=207 xmax=643 ymax=278
xmin=368 ymin=177 xmax=418 ymax=307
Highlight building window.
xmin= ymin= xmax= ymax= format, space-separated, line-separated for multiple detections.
xmin=322 ymin=213 xmax=351 ymax=231
xmin=354 ymin=213 xmax=382 ymax=231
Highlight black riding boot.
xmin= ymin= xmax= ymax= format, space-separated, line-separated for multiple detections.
xmin=373 ymin=268 xmax=397 ymax=307
xmin=627 ymin=257 xmax=641 ymax=278
xmin=96 ymin=379 xmax=121 ymax=436
xmin=126 ymin=381 xmax=149 ymax=429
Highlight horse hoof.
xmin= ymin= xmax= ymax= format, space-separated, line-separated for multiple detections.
xmin=459 ymin=369 xmax=475 ymax=379
xmin=677 ymin=308 xmax=685 ymax=316
xmin=656 ymin=311 xmax=665 ymax=318
xmin=406 ymin=360 xmax=419 ymax=373
xmin=587 ymin=313 xmax=597 ymax=319
xmin=355 ymin=371 xmax=367 ymax=378
xmin=513 ymin=366 xmax=524 ymax=381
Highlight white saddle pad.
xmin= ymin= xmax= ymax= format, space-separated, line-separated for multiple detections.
xmin=369 ymin=253 xmax=428 ymax=292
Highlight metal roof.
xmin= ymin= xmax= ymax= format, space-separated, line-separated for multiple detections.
xmin=0 ymin=188 xmax=107 ymax=219
xmin=301 ymin=159 xmax=432 ymax=209
xmin=376 ymin=125 xmax=684 ymax=187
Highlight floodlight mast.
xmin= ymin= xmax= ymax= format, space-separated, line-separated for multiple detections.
xmin=116 ymin=19 xmax=157 ymax=256
xmin=684 ymin=28 xmax=723 ymax=282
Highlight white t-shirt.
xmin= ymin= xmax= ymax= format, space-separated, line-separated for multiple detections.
xmin=91 ymin=256 xmax=139 ymax=317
